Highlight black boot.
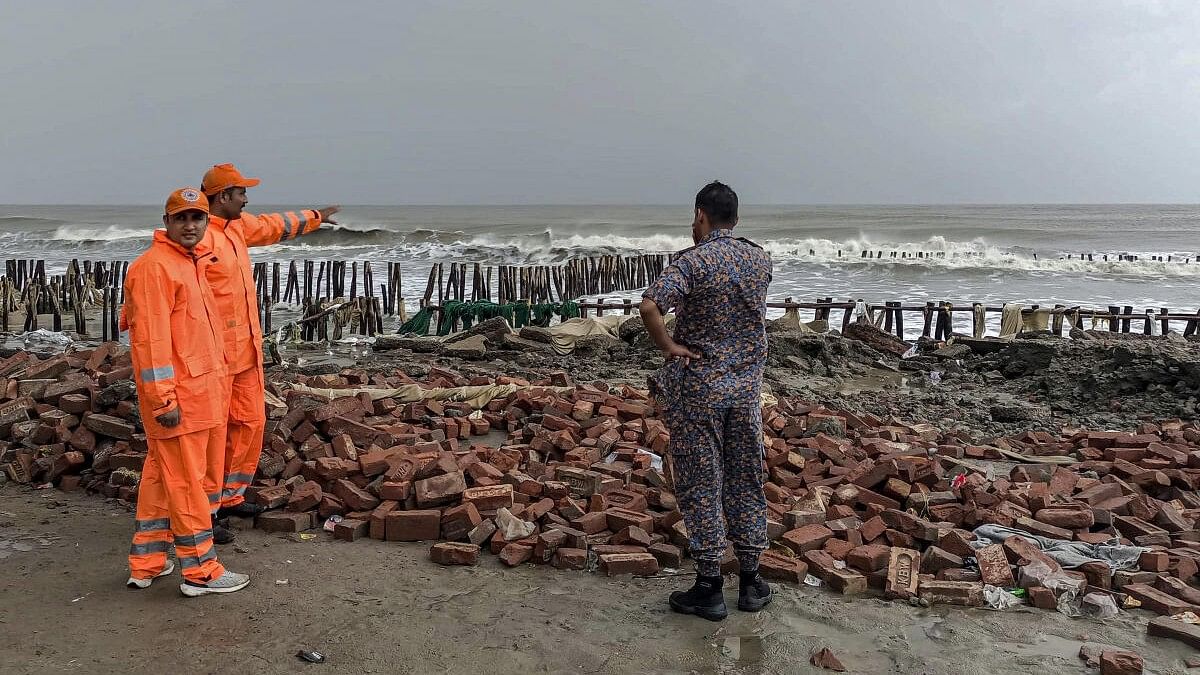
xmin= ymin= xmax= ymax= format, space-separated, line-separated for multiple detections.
xmin=738 ymin=571 xmax=773 ymax=612
xmin=212 ymin=516 xmax=235 ymax=545
xmin=217 ymin=502 xmax=264 ymax=519
xmin=669 ymin=575 xmax=728 ymax=621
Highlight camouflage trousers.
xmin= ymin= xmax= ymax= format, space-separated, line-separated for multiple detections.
xmin=664 ymin=402 xmax=768 ymax=577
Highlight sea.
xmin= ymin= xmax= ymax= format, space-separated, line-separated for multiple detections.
xmin=2 ymin=204 xmax=1199 ymax=329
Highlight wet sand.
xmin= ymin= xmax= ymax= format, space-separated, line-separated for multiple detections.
xmin=1 ymin=488 xmax=1195 ymax=675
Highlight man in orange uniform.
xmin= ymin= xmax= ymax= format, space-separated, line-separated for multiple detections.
xmin=200 ymin=163 xmax=339 ymax=539
xmin=125 ymin=188 xmax=250 ymax=596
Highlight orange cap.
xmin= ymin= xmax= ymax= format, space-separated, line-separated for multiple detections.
xmin=201 ymin=163 xmax=261 ymax=195
xmin=164 ymin=187 xmax=210 ymax=216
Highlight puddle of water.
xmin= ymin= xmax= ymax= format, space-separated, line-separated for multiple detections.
xmin=719 ymin=635 xmax=764 ymax=664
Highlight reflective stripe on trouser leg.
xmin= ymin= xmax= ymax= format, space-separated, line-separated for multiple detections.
xmin=221 ymin=365 xmax=266 ymax=508
xmin=720 ymin=405 xmax=768 ymax=568
xmin=128 ymin=458 xmax=174 ymax=581
xmin=146 ymin=429 xmax=226 ymax=583
xmin=664 ymin=403 xmax=728 ymax=576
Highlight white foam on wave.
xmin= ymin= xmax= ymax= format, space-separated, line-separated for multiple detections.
xmin=49 ymin=225 xmax=146 ymax=242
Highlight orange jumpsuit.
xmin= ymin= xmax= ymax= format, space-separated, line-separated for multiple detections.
xmin=204 ymin=209 xmax=322 ymax=509
xmin=125 ymin=231 xmax=229 ymax=584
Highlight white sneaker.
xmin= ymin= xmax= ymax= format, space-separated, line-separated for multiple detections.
xmin=180 ymin=570 xmax=250 ymax=597
xmin=126 ymin=560 xmax=175 ymax=589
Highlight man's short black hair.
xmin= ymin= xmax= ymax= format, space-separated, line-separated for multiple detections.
xmin=695 ymin=181 xmax=738 ymax=226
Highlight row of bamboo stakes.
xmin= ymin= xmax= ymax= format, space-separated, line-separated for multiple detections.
xmin=5 ymin=254 xmax=1200 ymax=342
xmin=0 ymin=254 xmax=670 ymax=340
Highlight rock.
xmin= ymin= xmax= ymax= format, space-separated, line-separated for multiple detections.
xmin=443 ymin=316 xmax=512 ymax=345
xmin=932 ymin=344 xmax=972 ymax=360
xmin=375 ymin=335 xmax=442 ymax=352
xmin=443 ymin=335 xmax=487 ymax=359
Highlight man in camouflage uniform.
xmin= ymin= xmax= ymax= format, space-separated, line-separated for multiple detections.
xmin=640 ymin=181 xmax=773 ymax=621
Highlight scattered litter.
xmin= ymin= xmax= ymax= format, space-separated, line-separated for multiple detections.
xmin=1170 ymin=611 xmax=1200 ymax=625
xmin=983 ymin=584 xmax=1022 ymax=610
xmin=275 ymin=579 xmax=290 ymax=586
xmin=296 ymin=649 xmax=326 ymax=664
xmin=323 ymin=515 xmax=344 ymax=532
xmin=803 ymin=574 xmax=823 ymax=587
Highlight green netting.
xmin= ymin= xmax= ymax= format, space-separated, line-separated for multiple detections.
xmin=398 ymin=300 xmax=583 ymax=336
xmin=397 ymin=307 xmax=434 ymax=335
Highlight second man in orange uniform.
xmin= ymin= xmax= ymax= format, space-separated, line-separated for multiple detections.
xmin=200 ymin=163 xmax=339 ymax=541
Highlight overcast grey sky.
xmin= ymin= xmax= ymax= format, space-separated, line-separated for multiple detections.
xmin=1 ymin=1 xmax=1198 ymax=204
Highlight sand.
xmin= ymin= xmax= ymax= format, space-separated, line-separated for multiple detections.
xmin=1 ymin=488 xmax=1196 ymax=675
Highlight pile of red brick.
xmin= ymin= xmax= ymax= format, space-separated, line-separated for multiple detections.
xmin=5 ymin=344 xmax=1200 ymax=618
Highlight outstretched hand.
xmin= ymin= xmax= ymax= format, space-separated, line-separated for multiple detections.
xmin=317 ymin=205 xmax=341 ymax=226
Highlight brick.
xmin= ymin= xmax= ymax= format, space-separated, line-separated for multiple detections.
xmin=258 ymin=511 xmax=313 ymax=533
xmin=1139 ymin=551 xmax=1169 ymax=572
xmin=918 ymin=580 xmax=984 ymax=607
xmin=759 ymin=550 xmax=808 ymax=583
xmin=255 ymin=485 xmax=291 ymax=509
xmin=555 ymin=466 xmax=604 ymax=496
xmin=1098 ymin=650 xmax=1142 ymax=675
xmin=333 ymin=518 xmax=368 ymax=541
xmin=784 ymin=509 xmax=826 ymax=530
xmin=885 ymin=547 xmax=920 ymax=599
xmin=440 ymin=503 xmax=482 ymax=541
xmin=468 ymin=519 xmax=497 ymax=547
xmin=611 ymin=525 xmax=653 ymax=548
xmin=333 ymin=479 xmax=380 ymax=511
xmin=309 ymin=396 xmax=365 ymax=423
xmin=976 ymin=544 xmax=1016 ymax=587
xmin=462 ymin=484 xmax=514 ymax=511
xmin=533 ymin=529 xmax=568 ymax=563
xmin=414 ymin=471 xmax=467 ymax=507
xmin=287 ymin=481 xmax=323 ymax=512
xmin=385 ymin=509 xmax=441 ymax=541
xmin=499 ymin=543 xmax=533 ymax=566
xmin=606 ymin=507 xmax=653 ymax=532
xmin=379 ymin=481 xmax=411 ymax=501
xmin=1155 ymin=575 xmax=1200 ymax=605
xmin=846 ymin=544 xmax=890 ymax=574
xmin=920 ymin=546 xmax=963 ymax=574
xmin=937 ymin=529 xmax=976 ymax=558
xmin=1027 ymin=585 xmax=1057 ymax=609
xmin=860 ymin=515 xmax=887 ymax=542
xmin=59 ymin=393 xmax=91 ymax=415
xmin=1034 ymin=508 xmax=1094 ymax=529
xmin=24 ymin=355 xmax=70 ymax=380
xmin=599 ymin=552 xmax=659 ymax=576
xmin=1002 ymin=535 xmax=1061 ymax=571
xmin=430 ymin=542 xmax=480 ymax=566
xmin=572 ymin=512 xmax=608 ymax=534
xmin=1147 ymin=616 xmax=1200 ymax=649
xmin=648 ymin=543 xmax=682 ymax=569
xmin=781 ymin=524 xmax=834 ymax=554
xmin=82 ymin=413 xmax=134 ymax=440
xmin=1014 ymin=517 xmax=1073 ymax=541
xmin=553 ymin=547 xmax=588 ymax=570
xmin=1122 ymin=582 xmax=1198 ymax=615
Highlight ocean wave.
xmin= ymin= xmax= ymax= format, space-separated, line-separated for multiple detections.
xmin=48 ymin=224 xmax=147 ymax=242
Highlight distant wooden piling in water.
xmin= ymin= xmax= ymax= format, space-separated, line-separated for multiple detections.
xmin=3 ymin=252 xmax=1199 ymax=344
